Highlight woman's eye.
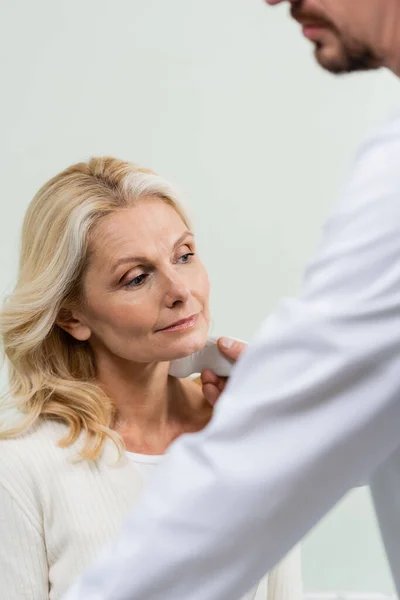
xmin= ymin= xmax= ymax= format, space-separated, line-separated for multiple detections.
xmin=125 ymin=273 xmax=148 ymax=288
xmin=178 ymin=252 xmax=195 ymax=264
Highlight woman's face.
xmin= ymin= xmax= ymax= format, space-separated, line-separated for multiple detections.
xmin=69 ymin=198 xmax=210 ymax=364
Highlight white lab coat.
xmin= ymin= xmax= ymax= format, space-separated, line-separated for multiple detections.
xmin=64 ymin=111 xmax=400 ymax=600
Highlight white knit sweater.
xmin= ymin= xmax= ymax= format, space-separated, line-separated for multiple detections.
xmin=0 ymin=419 xmax=302 ymax=600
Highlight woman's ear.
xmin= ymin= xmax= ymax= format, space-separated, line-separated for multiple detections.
xmin=56 ymin=307 xmax=91 ymax=341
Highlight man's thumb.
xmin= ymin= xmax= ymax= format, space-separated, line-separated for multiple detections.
xmin=217 ymin=337 xmax=247 ymax=362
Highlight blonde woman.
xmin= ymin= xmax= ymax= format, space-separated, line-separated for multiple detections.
xmin=0 ymin=157 xmax=302 ymax=600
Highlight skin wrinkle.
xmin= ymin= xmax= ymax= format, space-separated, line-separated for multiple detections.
xmin=57 ymin=198 xmax=212 ymax=455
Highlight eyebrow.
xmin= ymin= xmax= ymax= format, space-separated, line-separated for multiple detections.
xmin=111 ymin=231 xmax=194 ymax=271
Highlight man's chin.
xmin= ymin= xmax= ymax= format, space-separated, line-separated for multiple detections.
xmin=315 ymin=44 xmax=381 ymax=75
xmin=315 ymin=51 xmax=351 ymax=74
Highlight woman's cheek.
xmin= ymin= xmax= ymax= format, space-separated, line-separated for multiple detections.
xmin=198 ymin=269 xmax=211 ymax=309
xmin=191 ymin=267 xmax=210 ymax=297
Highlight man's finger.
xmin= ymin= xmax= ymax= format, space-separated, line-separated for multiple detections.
xmin=217 ymin=337 xmax=247 ymax=362
xmin=202 ymin=383 xmax=220 ymax=407
xmin=200 ymin=369 xmax=219 ymax=386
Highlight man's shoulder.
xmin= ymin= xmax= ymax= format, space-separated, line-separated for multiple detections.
xmin=345 ymin=109 xmax=400 ymax=189
xmin=323 ymin=109 xmax=400 ymax=231
xmin=360 ymin=109 xmax=400 ymax=152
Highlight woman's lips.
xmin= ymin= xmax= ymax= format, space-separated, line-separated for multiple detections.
xmin=157 ymin=314 xmax=199 ymax=333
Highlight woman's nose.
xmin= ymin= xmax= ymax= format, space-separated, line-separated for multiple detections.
xmin=164 ymin=274 xmax=190 ymax=307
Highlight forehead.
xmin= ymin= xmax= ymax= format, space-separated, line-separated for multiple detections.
xmin=89 ymin=200 xmax=188 ymax=263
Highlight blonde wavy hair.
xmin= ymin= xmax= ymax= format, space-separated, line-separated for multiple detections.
xmin=0 ymin=157 xmax=190 ymax=460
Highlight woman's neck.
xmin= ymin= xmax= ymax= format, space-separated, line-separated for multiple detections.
xmin=95 ymin=353 xmax=211 ymax=454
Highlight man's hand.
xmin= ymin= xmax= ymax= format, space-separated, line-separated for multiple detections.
xmin=201 ymin=337 xmax=247 ymax=406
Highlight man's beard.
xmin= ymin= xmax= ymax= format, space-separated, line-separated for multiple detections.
xmin=315 ymin=40 xmax=380 ymax=74
xmin=291 ymin=7 xmax=381 ymax=75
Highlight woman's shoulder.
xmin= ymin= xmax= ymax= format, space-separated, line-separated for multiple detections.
xmin=0 ymin=417 xmax=68 ymax=453
xmin=0 ymin=419 xmax=71 ymax=519
xmin=0 ymin=419 xmax=71 ymax=481
xmin=0 ymin=418 xmax=140 ymax=518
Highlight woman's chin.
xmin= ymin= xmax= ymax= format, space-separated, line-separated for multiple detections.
xmin=164 ymin=330 xmax=208 ymax=361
